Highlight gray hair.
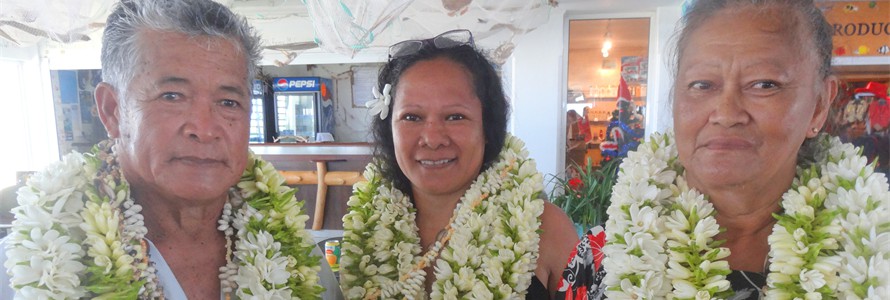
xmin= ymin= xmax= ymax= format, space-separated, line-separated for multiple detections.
xmin=101 ymin=0 xmax=262 ymax=98
xmin=672 ymin=0 xmax=833 ymax=80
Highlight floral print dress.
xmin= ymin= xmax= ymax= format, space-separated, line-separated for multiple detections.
xmin=556 ymin=227 xmax=768 ymax=300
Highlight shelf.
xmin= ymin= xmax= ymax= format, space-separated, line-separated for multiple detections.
xmin=832 ymin=56 xmax=890 ymax=80
xmin=569 ymin=96 xmax=646 ymax=104
xmin=832 ymin=56 xmax=890 ymax=67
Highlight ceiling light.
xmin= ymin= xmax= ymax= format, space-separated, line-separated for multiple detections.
xmin=601 ymin=19 xmax=612 ymax=58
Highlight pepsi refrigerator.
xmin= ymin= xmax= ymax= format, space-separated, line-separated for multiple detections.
xmin=248 ymin=79 xmax=276 ymax=143
xmin=271 ymin=77 xmax=335 ymax=142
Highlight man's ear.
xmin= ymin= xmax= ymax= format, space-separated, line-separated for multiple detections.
xmin=808 ymin=75 xmax=838 ymax=138
xmin=95 ymin=82 xmax=122 ymax=138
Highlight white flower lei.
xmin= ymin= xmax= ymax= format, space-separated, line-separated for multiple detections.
xmin=603 ymin=131 xmax=890 ymax=299
xmin=5 ymin=140 xmax=323 ymax=299
xmin=340 ymin=134 xmax=545 ymax=299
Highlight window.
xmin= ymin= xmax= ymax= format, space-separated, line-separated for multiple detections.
xmin=0 ymin=60 xmax=28 ymax=186
xmin=0 ymin=48 xmax=59 ymax=189
xmin=565 ymin=18 xmax=650 ymax=171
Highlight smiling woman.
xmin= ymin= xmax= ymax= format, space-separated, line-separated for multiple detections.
xmin=391 ymin=58 xmax=486 ymax=201
xmin=339 ymin=29 xmax=579 ymax=299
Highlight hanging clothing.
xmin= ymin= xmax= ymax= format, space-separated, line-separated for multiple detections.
xmin=869 ymin=99 xmax=890 ymax=131
xmin=578 ymin=118 xmax=592 ymax=143
xmin=844 ymin=99 xmax=868 ymax=124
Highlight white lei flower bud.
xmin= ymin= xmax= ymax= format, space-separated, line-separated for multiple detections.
xmin=8 ymin=146 xmax=321 ymax=299
xmin=605 ymin=132 xmax=890 ymax=298
xmin=340 ymin=134 xmax=543 ymax=298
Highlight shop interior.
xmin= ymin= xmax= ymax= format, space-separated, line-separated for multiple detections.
xmin=826 ymin=64 xmax=890 ymax=174
xmin=565 ymin=17 xmax=650 ymax=171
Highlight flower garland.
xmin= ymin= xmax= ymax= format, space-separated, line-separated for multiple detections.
xmin=340 ymin=134 xmax=545 ymax=299
xmin=231 ymin=148 xmax=323 ymax=299
xmin=602 ymin=131 xmax=890 ymax=299
xmin=5 ymin=139 xmax=322 ymax=299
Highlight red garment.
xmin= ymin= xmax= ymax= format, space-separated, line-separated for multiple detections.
xmin=870 ymin=100 xmax=890 ymax=130
xmin=556 ymin=227 xmax=606 ymax=300
xmin=577 ymin=119 xmax=592 ymax=143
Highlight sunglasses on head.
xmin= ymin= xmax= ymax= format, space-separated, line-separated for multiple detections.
xmin=388 ymin=29 xmax=475 ymax=61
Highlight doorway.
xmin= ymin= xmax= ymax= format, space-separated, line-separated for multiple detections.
xmin=565 ymin=18 xmax=650 ymax=173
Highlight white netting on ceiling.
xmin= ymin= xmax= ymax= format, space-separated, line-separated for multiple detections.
xmin=301 ymin=0 xmax=415 ymax=55
xmin=0 ymin=0 xmax=111 ymax=47
xmin=396 ymin=0 xmax=555 ymax=64
xmin=302 ymin=0 xmax=556 ymax=64
xmin=0 ymin=0 xmax=555 ymax=65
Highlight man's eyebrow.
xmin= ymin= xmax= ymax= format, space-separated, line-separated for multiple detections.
xmin=220 ymin=85 xmax=245 ymax=98
xmin=156 ymin=76 xmax=245 ymax=97
xmin=156 ymin=76 xmax=189 ymax=85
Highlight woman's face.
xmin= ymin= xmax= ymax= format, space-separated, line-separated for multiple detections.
xmin=391 ymin=57 xmax=485 ymax=199
xmin=673 ymin=7 xmax=832 ymax=192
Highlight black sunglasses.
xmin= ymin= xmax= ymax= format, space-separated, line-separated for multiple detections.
xmin=388 ymin=29 xmax=475 ymax=61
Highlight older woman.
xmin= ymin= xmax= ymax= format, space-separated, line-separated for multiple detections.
xmin=557 ymin=0 xmax=890 ymax=299
xmin=339 ymin=30 xmax=578 ymax=299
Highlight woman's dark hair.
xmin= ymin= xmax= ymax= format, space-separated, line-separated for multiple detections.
xmin=371 ymin=44 xmax=510 ymax=194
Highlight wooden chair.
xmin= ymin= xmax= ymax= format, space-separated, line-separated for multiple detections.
xmin=279 ymin=160 xmax=365 ymax=230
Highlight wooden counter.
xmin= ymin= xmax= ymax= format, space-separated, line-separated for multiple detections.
xmin=250 ymin=143 xmax=373 ymax=230
xmin=250 ymin=142 xmax=371 ymax=159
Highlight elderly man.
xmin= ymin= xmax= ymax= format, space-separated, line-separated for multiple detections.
xmin=0 ymin=0 xmax=338 ymax=299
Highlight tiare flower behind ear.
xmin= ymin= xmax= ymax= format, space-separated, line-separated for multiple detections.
xmin=367 ymin=83 xmax=392 ymax=120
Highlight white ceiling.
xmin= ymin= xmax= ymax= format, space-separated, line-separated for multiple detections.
xmin=16 ymin=0 xmax=685 ymax=63
xmin=568 ymin=18 xmax=651 ymax=52
xmin=225 ymin=0 xmax=686 ymax=12
xmin=558 ymin=0 xmax=685 ymax=13
xmin=223 ymin=0 xmax=309 ymax=19
xmin=222 ymin=0 xmax=688 ymax=20
xmin=224 ymin=0 xmax=682 ymax=55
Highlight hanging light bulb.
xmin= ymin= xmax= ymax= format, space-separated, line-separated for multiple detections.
xmin=602 ymin=36 xmax=612 ymax=50
xmin=601 ymin=33 xmax=612 ymax=57
xmin=601 ymin=19 xmax=613 ymax=58
xmin=601 ymin=38 xmax=612 ymax=57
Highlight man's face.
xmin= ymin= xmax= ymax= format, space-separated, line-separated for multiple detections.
xmin=99 ymin=30 xmax=251 ymax=205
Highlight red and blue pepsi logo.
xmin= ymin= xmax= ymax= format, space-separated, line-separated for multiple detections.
xmin=275 ymin=78 xmax=318 ymax=89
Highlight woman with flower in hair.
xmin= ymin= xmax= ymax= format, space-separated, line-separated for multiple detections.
xmin=340 ymin=29 xmax=578 ymax=299
xmin=557 ymin=0 xmax=890 ymax=299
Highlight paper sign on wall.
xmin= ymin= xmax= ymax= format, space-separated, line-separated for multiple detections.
xmin=818 ymin=1 xmax=890 ymax=56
